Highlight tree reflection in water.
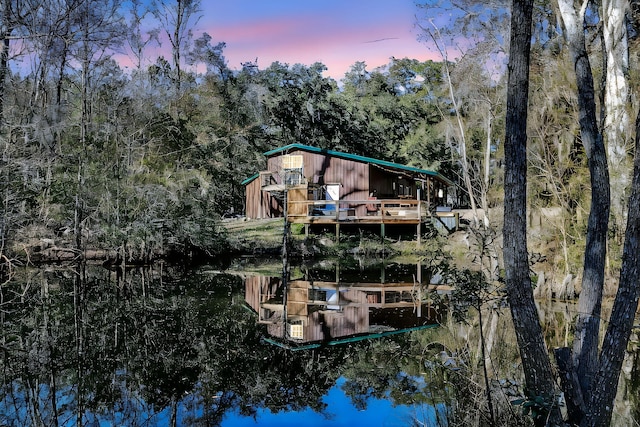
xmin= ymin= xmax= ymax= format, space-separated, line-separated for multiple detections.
xmin=2 ymin=261 xmax=639 ymax=426
xmin=0 ymin=262 xmax=452 ymax=426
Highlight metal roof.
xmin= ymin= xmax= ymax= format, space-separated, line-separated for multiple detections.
xmin=242 ymin=143 xmax=454 ymax=186
xmin=264 ymin=143 xmax=453 ymax=185
xmin=240 ymin=173 xmax=259 ymax=186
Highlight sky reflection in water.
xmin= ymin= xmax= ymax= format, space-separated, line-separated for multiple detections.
xmin=222 ymin=377 xmax=441 ymax=427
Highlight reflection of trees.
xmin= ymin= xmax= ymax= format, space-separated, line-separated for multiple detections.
xmin=339 ymin=333 xmax=452 ymax=411
xmin=3 ymin=263 xmax=424 ymax=425
xmin=1 ymin=263 xmax=392 ymax=425
xmin=4 ymin=264 xmax=640 ymax=426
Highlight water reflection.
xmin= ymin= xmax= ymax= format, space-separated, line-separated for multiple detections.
xmin=3 ymin=260 xmax=638 ymax=426
xmin=244 ymin=262 xmax=449 ymax=350
xmin=0 ymin=261 xmax=450 ymax=426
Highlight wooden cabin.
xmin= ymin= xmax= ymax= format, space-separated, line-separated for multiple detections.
xmin=242 ymin=144 xmax=456 ymax=237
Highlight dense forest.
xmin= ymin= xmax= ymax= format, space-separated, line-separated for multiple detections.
xmin=0 ymin=0 xmax=635 ymax=280
xmin=2 ymin=0 xmax=640 ymax=425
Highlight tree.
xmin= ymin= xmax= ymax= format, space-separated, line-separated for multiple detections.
xmin=151 ymin=0 xmax=201 ymax=97
xmin=66 ymin=0 xmax=125 ymax=249
xmin=187 ymin=32 xmax=228 ymax=79
xmin=339 ymin=59 xmax=445 ymax=164
xmin=504 ymin=0 xmax=640 ymax=425
xmin=259 ymin=61 xmax=340 ymax=148
xmin=123 ymin=0 xmax=160 ymax=70
xmin=553 ymin=2 xmax=611 ymax=416
xmin=527 ymin=46 xmax=588 ymax=282
xmin=0 ymin=0 xmax=11 ymax=130
xmin=601 ymin=0 xmax=632 ymax=239
xmin=554 ymin=0 xmax=640 ymax=421
xmin=416 ymin=1 xmax=509 ymax=229
xmin=585 ymin=111 xmax=640 ymax=425
xmin=502 ymin=0 xmax=563 ymax=424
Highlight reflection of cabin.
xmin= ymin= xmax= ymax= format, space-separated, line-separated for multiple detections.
xmin=244 ymin=275 xmax=450 ymax=347
xmin=242 ymin=144 xmax=457 ymax=238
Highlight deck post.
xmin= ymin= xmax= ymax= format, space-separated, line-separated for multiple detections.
xmin=335 ymin=223 xmax=340 ymax=242
xmin=417 ymin=189 xmax=422 ymax=246
xmin=304 ymin=224 xmax=309 ymax=237
xmin=380 ymin=223 xmax=385 ymax=239
xmin=416 ymin=260 xmax=422 ymax=318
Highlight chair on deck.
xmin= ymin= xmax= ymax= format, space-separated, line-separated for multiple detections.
xmin=366 ymin=196 xmax=378 ymax=215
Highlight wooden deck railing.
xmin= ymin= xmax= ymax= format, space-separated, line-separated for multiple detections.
xmin=286 ymin=199 xmax=430 ymax=222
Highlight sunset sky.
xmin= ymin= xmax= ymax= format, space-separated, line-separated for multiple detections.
xmin=193 ymin=0 xmax=438 ymax=81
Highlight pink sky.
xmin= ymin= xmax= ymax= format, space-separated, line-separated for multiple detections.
xmin=192 ymin=0 xmax=439 ymax=81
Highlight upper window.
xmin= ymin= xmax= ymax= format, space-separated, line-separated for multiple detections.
xmin=282 ymin=155 xmax=303 ymax=185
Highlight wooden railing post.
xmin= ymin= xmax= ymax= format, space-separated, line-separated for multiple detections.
xmin=417 ymin=199 xmax=422 ymax=246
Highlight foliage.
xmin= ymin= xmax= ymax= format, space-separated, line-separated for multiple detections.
xmin=0 ymin=9 xmax=470 ymax=262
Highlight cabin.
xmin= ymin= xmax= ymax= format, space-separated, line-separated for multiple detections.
xmin=242 ymin=144 xmax=456 ymax=239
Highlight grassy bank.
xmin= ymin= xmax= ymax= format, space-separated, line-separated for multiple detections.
xmin=222 ymin=217 xmax=451 ymax=261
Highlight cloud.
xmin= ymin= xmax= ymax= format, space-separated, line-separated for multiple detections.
xmin=116 ymin=0 xmax=439 ymax=80
xmin=205 ymin=13 xmax=435 ymax=79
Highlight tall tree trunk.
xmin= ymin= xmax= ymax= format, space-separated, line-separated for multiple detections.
xmin=424 ymin=23 xmax=480 ymax=226
xmin=556 ymin=0 xmax=611 ymax=408
xmin=0 ymin=0 xmax=10 ymax=132
xmin=503 ymin=1 xmax=561 ymax=425
xmin=582 ymin=110 xmax=640 ymax=426
xmin=602 ymin=0 xmax=630 ymax=237
xmin=173 ymin=0 xmax=183 ymax=93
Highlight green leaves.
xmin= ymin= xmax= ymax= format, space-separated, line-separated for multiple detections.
xmin=511 ymin=393 xmax=555 ymax=422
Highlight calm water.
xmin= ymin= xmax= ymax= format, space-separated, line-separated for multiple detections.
xmin=2 ymin=259 xmax=639 ymax=426
xmin=0 ymin=259 xmax=453 ymax=427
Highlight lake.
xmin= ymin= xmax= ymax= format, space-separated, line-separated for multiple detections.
xmin=0 ymin=258 xmax=638 ymax=426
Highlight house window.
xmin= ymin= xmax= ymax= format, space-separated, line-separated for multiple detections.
xmin=309 ymin=289 xmax=327 ymax=301
xmin=288 ymin=321 xmax=304 ymax=339
xmin=282 ymin=155 xmax=303 ymax=185
xmin=285 ymin=169 xmax=303 ymax=185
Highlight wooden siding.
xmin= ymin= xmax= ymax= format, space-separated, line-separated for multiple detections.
xmin=245 ymin=177 xmax=282 ymax=219
xmin=244 ymin=275 xmax=281 ymax=314
xmin=304 ymin=305 xmax=369 ymax=342
xmin=246 ymin=147 xmax=442 ymax=220
xmin=369 ymin=165 xmax=416 ymax=199
xmin=244 ymin=179 xmax=260 ymax=219
xmin=287 ymin=186 xmax=308 ymax=216
xmin=268 ymin=149 xmax=370 ymax=202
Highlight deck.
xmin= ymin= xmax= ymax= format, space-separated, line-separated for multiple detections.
xmin=287 ymin=198 xmax=427 ymax=225
xmin=285 ymin=198 xmax=458 ymax=240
